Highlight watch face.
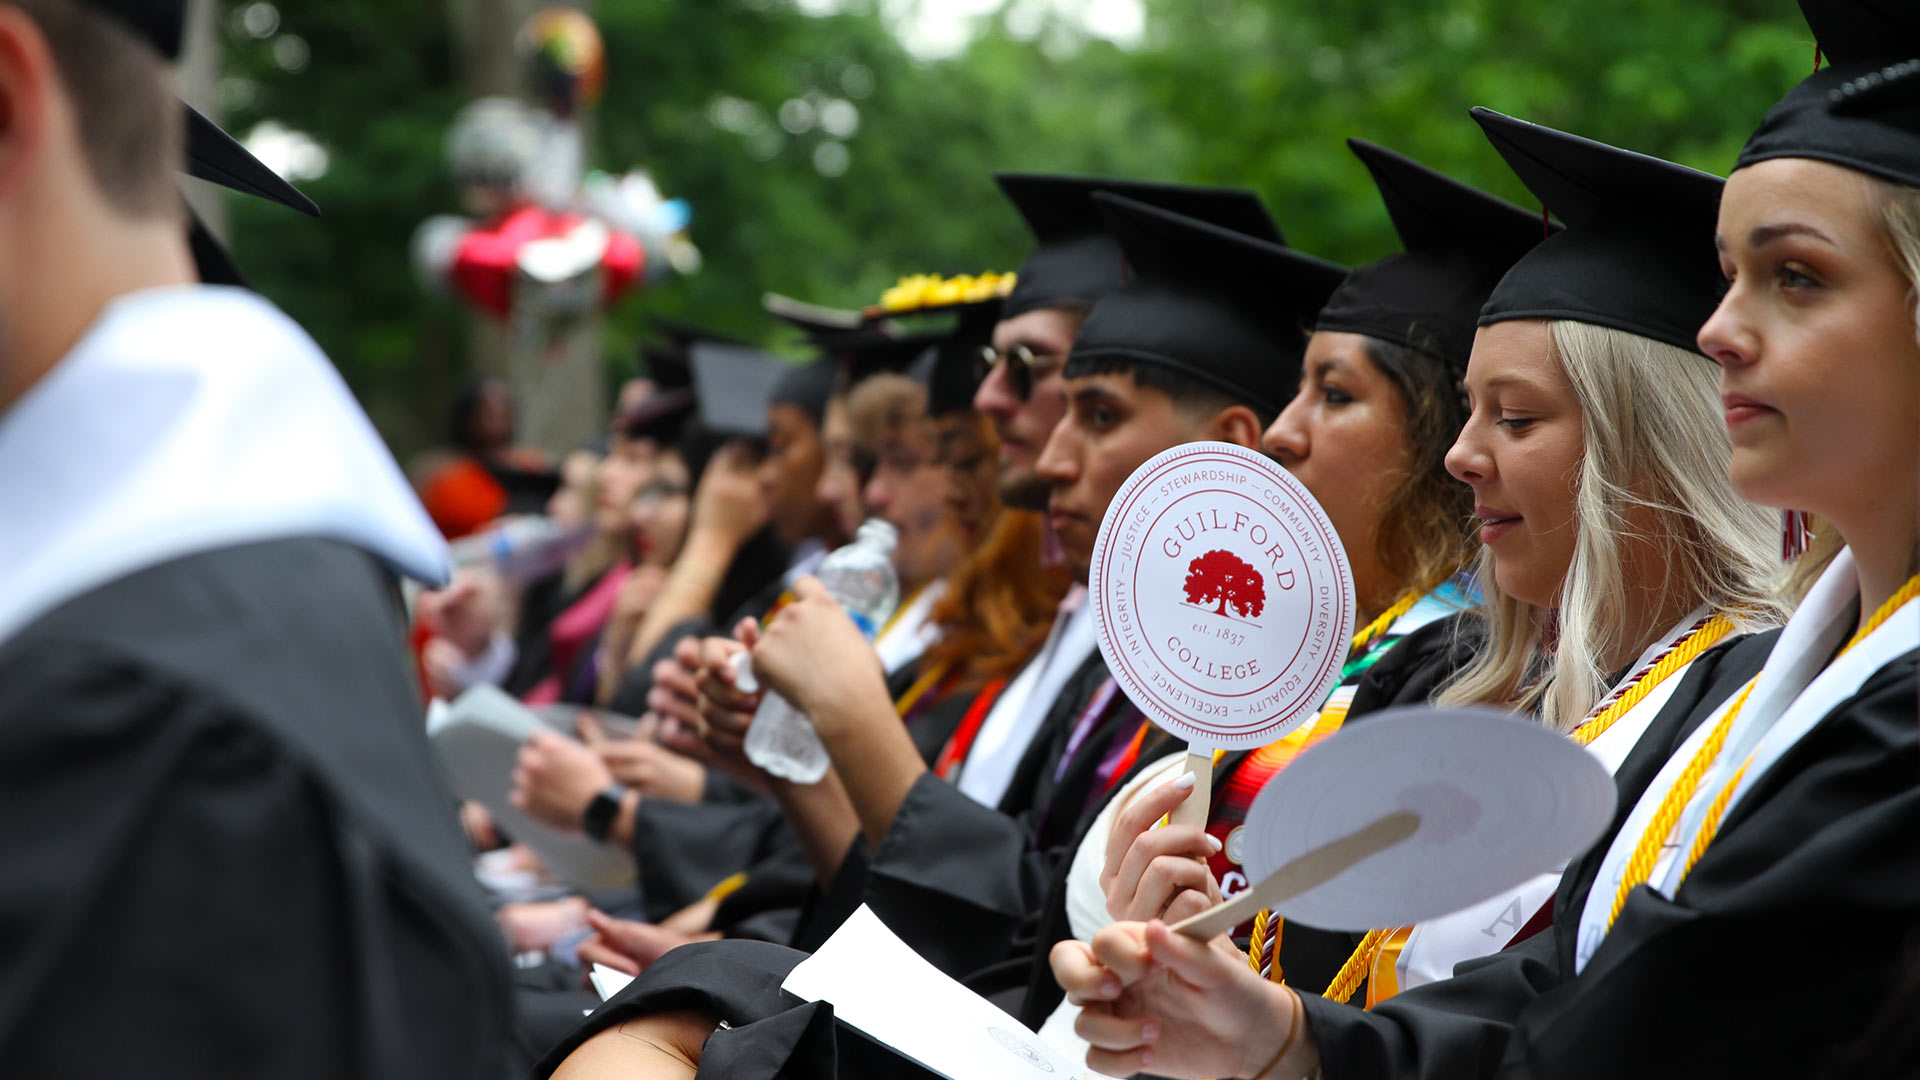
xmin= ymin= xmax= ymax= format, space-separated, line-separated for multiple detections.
xmin=583 ymin=786 xmax=625 ymax=842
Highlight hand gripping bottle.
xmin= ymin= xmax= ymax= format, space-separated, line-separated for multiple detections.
xmin=743 ymin=519 xmax=900 ymax=783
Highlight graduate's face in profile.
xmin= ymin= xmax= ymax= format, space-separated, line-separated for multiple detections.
xmin=594 ymin=435 xmax=656 ymax=538
xmin=864 ymin=418 xmax=959 ymax=587
xmin=1701 ymin=159 xmax=1920 ymax=527
xmin=546 ymin=448 xmax=600 ymax=531
xmin=1265 ymin=331 xmax=1415 ymax=605
xmin=1035 ymin=370 xmax=1194 ymax=581
xmin=631 ymin=450 xmax=692 ymax=565
xmin=979 ymin=307 xmax=1081 ymax=509
xmin=813 ymin=395 xmax=867 ymax=541
xmin=762 ymin=404 xmax=830 ymax=544
xmin=1447 ymin=321 xmax=1584 ymax=608
xmin=933 ymin=413 xmax=1000 ymax=543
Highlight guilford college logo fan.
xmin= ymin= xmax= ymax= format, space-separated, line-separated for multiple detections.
xmin=1091 ymin=442 xmax=1355 ymax=749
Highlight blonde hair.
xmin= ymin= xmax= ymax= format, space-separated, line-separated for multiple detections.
xmin=1436 ymin=321 xmax=1788 ymax=731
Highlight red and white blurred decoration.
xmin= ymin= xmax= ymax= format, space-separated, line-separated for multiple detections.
xmin=414 ymin=9 xmax=697 ymax=349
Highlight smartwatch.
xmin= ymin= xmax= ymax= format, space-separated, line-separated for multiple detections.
xmin=581 ymin=783 xmax=630 ymax=843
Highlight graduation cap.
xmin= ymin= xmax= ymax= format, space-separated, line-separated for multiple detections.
xmin=995 ymin=174 xmax=1285 ymax=319
xmin=1735 ymin=0 xmax=1920 ymax=190
xmin=1068 ymin=194 xmax=1348 ymax=417
xmin=764 ymin=291 xmax=942 ymax=421
xmin=1315 ymin=139 xmax=1552 ymax=375
xmin=926 ymin=298 xmax=1002 ymax=416
xmin=821 ymin=327 xmax=945 ymax=388
xmin=83 ymin=0 xmax=186 ymax=59
xmin=1472 ymin=108 xmax=1726 ymax=356
xmin=762 ymin=292 xmax=867 ymax=335
xmin=78 ymin=2 xmax=319 ymax=284
xmin=689 ymin=341 xmax=789 ymax=439
xmin=639 ymin=317 xmax=745 ymax=392
xmin=621 ymin=319 xmax=742 ymax=443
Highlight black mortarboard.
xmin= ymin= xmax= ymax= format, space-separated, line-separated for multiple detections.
xmin=623 ymin=320 xmax=732 ymax=444
xmin=1736 ymin=1 xmax=1920 ymax=190
xmin=763 ymin=292 xmax=867 ymax=336
xmin=188 ymin=211 xmax=246 ymax=287
xmin=640 ymin=317 xmax=745 ymax=393
xmin=926 ymin=299 xmax=1002 ymax=416
xmin=179 ymin=108 xmax=318 ymax=285
xmin=184 ymin=106 xmax=319 ymax=217
xmin=83 ymin=0 xmax=185 ymax=59
xmin=690 ymin=342 xmax=788 ymax=439
xmin=765 ymin=291 xmax=942 ymax=408
xmin=768 ymin=360 xmax=837 ymax=426
xmin=1316 ymin=139 xmax=1552 ymax=375
xmin=995 ymin=174 xmax=1285 ymax=319
xmin=1473 ymin=108 xmax=1726 ymax=355
xmin=81 ymin=0 xmax=317 ymax=283
xmin=76 ymin=4 xmax=318 ymax=216
xmin=819 ymin=327 xmax=945 ymax=388
xmin=1069 ymin=195 xmax=1347 ymax=417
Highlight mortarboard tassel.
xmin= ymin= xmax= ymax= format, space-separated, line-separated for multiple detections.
xmin=1781 ymin=508 xmax=1814 ymax=562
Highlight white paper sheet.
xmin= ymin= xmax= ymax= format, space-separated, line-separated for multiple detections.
xmin=589 ymin=964 xmax=636 ymax=1002
xmin=784 ymin=905 xmax=1081 ymax=1080
xmin=429 ymin=684 xmax=636 ymax=891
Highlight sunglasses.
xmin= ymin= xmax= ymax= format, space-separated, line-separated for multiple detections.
xmin=977 ymin=344 xmax=1066 ymax=400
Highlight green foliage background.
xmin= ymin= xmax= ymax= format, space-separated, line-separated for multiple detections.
xmin=220 ymin=0 xmax=1815 ymax=458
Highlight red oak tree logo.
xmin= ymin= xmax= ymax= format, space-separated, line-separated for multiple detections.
xmin=1183 ymin=549 xmax=1266 ymax=620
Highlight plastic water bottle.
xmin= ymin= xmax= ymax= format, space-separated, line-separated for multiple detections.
xmin=742 ymin=519 xmax=900 ymax=783
xmin=448 ymin=515 xmax=595 ymax=584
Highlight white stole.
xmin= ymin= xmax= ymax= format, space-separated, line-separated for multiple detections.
xmin=0 ymin=286 xmax=448 ymax=650
xmin=1574 ymin=549 xmax=1916 ymax=973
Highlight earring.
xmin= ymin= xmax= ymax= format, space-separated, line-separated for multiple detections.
xmin=1781 ymin=509 xmax=1813 ymax=562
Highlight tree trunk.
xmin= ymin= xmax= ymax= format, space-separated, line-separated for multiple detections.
xmin=446 ymin=0 xmax=606 ymax=458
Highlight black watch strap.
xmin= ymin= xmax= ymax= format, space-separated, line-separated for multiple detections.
xmin=581 ymin=783 xmax=629 ymax=843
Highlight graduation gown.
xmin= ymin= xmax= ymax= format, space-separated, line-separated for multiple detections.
xmin=1293 ymin=617 xmax=1920 ymax=1080
xmin=0 ymin=286 xmax=512 ymax=1076
xmin=528 ymin=600 xmax=1484 ymax=1080
xmin=794 ymin=651 xmax=1122 ymax=979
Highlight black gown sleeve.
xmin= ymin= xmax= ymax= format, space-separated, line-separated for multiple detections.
xmin=0 ymin=652 xmax=503 ymax=1079
xmin=531 ymin=939 xmax=940 ymax=1080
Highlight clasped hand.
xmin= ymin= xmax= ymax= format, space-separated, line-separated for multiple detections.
xmin=689 ymin=576 xmax=891 ymax=761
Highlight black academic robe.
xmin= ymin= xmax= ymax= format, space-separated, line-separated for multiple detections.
xmin=791 ymin=651 xmax=1121 ymax=980
xmin=0 ymin=539 xmax=512 ymax=1077
xmin=1293 ymin=630 xmax=1920 ymax=1080
xmin=526 ymin=623 xmax=1495 ymax=1080
xmin=532 ymin=629 xmax=1804 ymax=1080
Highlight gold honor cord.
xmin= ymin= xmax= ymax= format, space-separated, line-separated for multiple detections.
xmin=1315 ymin=612 xmax=1737 ymax=1005
xmin=1607 ymin=573 xmax=1920 ymax=930
xmin=1570 ymin=615 xmax=1735 ymax=748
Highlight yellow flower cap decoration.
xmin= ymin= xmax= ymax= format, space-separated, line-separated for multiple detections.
xmin=873 ymin=271 xmax=1016 ymax=315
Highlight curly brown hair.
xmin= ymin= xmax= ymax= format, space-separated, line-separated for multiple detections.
xmin=1360 ymin=337 xmax=1475 ymax=591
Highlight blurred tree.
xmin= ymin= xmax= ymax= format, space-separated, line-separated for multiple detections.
xmin=219 ymin=0 xmax=1814 ymax=460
